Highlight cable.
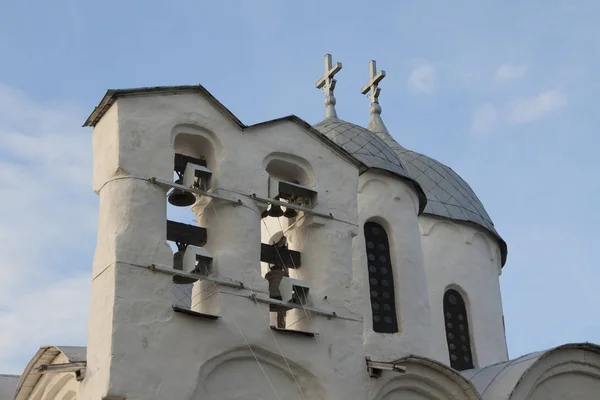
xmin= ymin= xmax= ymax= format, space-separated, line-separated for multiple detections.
xmin=208 ymin=201 xmax=309 ymax=400
xmin=261 ymin=216 xmax=320 ymax=347
xmin=96 ymin=175 xmax=150 ymax=193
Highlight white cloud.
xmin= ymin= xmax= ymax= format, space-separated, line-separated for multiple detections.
xmin=495 ymin=63 xmax=529 ymax=83
xmin=507 ymin=90 xmax=567 ymax=124
xmin=0 ymin=84 xmax=95 ymax=374
xmin=408 ymin=62 xmax=437 ymax=94
xmin=471 ymin=103 xmax=498 ymax=133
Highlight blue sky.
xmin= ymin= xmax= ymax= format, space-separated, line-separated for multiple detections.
xmin=1 ymin=0 xmax=599 ymax=374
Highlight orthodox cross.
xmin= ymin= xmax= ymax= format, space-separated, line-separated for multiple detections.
xmin=361 ymin=60 xmax=386 ymax=104
xmin=316 ymin=53 xmax=342 ymax=95
xmin=316 ymin=54 xmax=342 ymax=118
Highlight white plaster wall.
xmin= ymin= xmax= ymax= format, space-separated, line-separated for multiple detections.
xmin=356 ymin=171 xmax=433 ymax=360
xmin=80 ymin=104 xmax=120 ymax=400
xmin=511 ymin=348 xmax=600 ymax=400
xmin=27 ymin=353 xmax=79 ymax=400
xmin=369 ymin=357 xmax=480 ymax=400
xmin=81 ymin=92 xmax=373 ymax=400
xmin=419 ymin=215 xmax=508 ymax=368
xmin=528 ymin=374 xmax=600 ymax=400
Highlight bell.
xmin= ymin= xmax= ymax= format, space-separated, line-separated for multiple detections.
xmin=261 ymin=209 xmax=269 ymax=219
xmin=267 ymin=203 xmax=284 ymax=218
xmin=283 ymin=206 xmax=298 ymax=219
xmin=264 ymin=267 xmax=288 ymax=312
xmin=172 ymin=251 xmax=197 ymax=285
xmin=168 ymin=178 xmax=196 ymax=207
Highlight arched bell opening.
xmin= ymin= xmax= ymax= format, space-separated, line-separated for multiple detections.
xmin=167 ymin=129 xmax=218 ymax=312
xmin=170 ymin=132 xmax=218 ymax=211
xmin=259 ymin=154 xmax=316 ymax=335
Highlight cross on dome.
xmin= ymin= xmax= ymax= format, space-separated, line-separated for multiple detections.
xmin=316 ymin=53 xmax=342 ymax=118
xmin=361 ymin=60 xmax=386 ymax=104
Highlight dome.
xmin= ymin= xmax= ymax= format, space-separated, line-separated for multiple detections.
xmin=314 ymin=117 xmax=426 ymax=212
xmin=314 ymin=116 xmax=507 ymax=266
xmin=372 ymin=130 xmax=508 ymax=266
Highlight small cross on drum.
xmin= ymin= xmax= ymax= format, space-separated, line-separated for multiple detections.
xmin=361 ymin=60 xmax=386 ymax=104
xmin=316 ymin=53 xmax=342 ymax=96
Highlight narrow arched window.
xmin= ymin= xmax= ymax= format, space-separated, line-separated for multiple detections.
xmin=444 ymin=289 xmax=474 ymax=370
xmin=364 ymin=222 xmax=398 ymax=333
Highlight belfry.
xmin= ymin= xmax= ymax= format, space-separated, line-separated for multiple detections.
xmin=6 ymin=54 xmax=600 ymax=400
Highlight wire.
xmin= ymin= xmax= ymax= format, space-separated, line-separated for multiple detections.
xmin=169 ymin=199 xmax=284 ymax=400
xmin=96 ymin=175 xmax=150 ymax=193
xmin=208 ymin=201 xmax=309 ymax=400
xmin=261 ymin=216 xmax=320 ymax=346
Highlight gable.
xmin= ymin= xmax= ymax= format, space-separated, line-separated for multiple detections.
xmin=83 ymin=85 xmax=364 ymax=172
xmin=245 ymin=116 xmax=363 ymax=171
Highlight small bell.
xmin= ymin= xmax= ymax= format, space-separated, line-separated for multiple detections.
xmin=283 ymin=206 xmax=298 ymax=219
xmin=267 ymin=203 xmax=284 ymax=218
xmin=168 ymin=178 xmax=196 ymax=207
xmin=261 ymin=209 xmax=269 ymax=219
xmin=264 ymin=267 xmax=288 ymax=313
xmin=172 ymin=250 xmax=197 ymax=285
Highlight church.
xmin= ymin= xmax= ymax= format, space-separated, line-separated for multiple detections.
xmin=4 ymin=54 xmax=600 ymax=399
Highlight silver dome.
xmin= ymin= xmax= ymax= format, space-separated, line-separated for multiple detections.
xmin=314 ymin=117 xmax=426 ymax=212
xmin=373 ymin=130 xmax=507 ymax=265
xmin=314 ymin=117 xmax=506 ymax=265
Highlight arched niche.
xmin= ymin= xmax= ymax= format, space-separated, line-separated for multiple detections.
xmin=421 ymin=219 xmax=463 ymax=240
xmin=467 ymin=231 xmax=495 ymax=263
xmin=263 ymin=152 xmax=314 ymax=187
xmin=169 ymin=125 xmax=221 ymax=312
xmin=172 ymin=124 xmax=221 ymax=175
xmin=359 ymin=177 xmax=389 ymax=195
xmin=193 ymin=347 xmax=325 ymax=400
xmin=260 ymin=152 xmax=315 ymax=257
xmin=374 ymin=355 xmax=481 ymax=400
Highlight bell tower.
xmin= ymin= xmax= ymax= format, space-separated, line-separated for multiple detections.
xmin=80 ymin=95 xmax=177 ymax=400
xmin=80 ymin=84 xmax=363 ymax=400
xmin=81 ymin=86 xmax=270 ymax=399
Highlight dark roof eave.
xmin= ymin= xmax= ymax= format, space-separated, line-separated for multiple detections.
xmin=245 ymin=115 xmax=364 ymax=170
xmin=83 ymin=85 xmax=245 ymax=128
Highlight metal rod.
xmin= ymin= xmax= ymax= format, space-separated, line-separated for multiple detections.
xmin=150 ymin=176 xmax=357 ymax=226
xmin=249 ymin=294 xmax=337 ymax=318
xmin=145 ymin=263 xmax=245 ymax=290
xmin=250 ymin=193 xmax=333 ymax=219
xmin=37 ymin=362 xmax=87 ymax=373
xmin=366 ymin=359 xmax=407 ymax=373
xmin=149 ymin=177 xmax=242 ymax=205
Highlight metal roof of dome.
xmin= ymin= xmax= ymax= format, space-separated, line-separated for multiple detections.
xmin=312 ymin=54 xmax=505 ymax=264
xmin=314 ymin=118 xmax=411 ymax=178
xmin=373 ymin=130 xmax=507 ymax=266
xmin=461 ymin=343 xmax=600 ymax=399
xmin=314 ymin=117 xmax=426 ymax=212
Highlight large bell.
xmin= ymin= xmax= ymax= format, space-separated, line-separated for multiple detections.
xmin=168 ymin=178 xmax=196 ymax=207
xmin=172 ymin=251 xmax=197 ymax=285
xmin=267 ymin=203 xmax=284 ymax=218
xmin=283 ymin=206 xmax=298 ymax=219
